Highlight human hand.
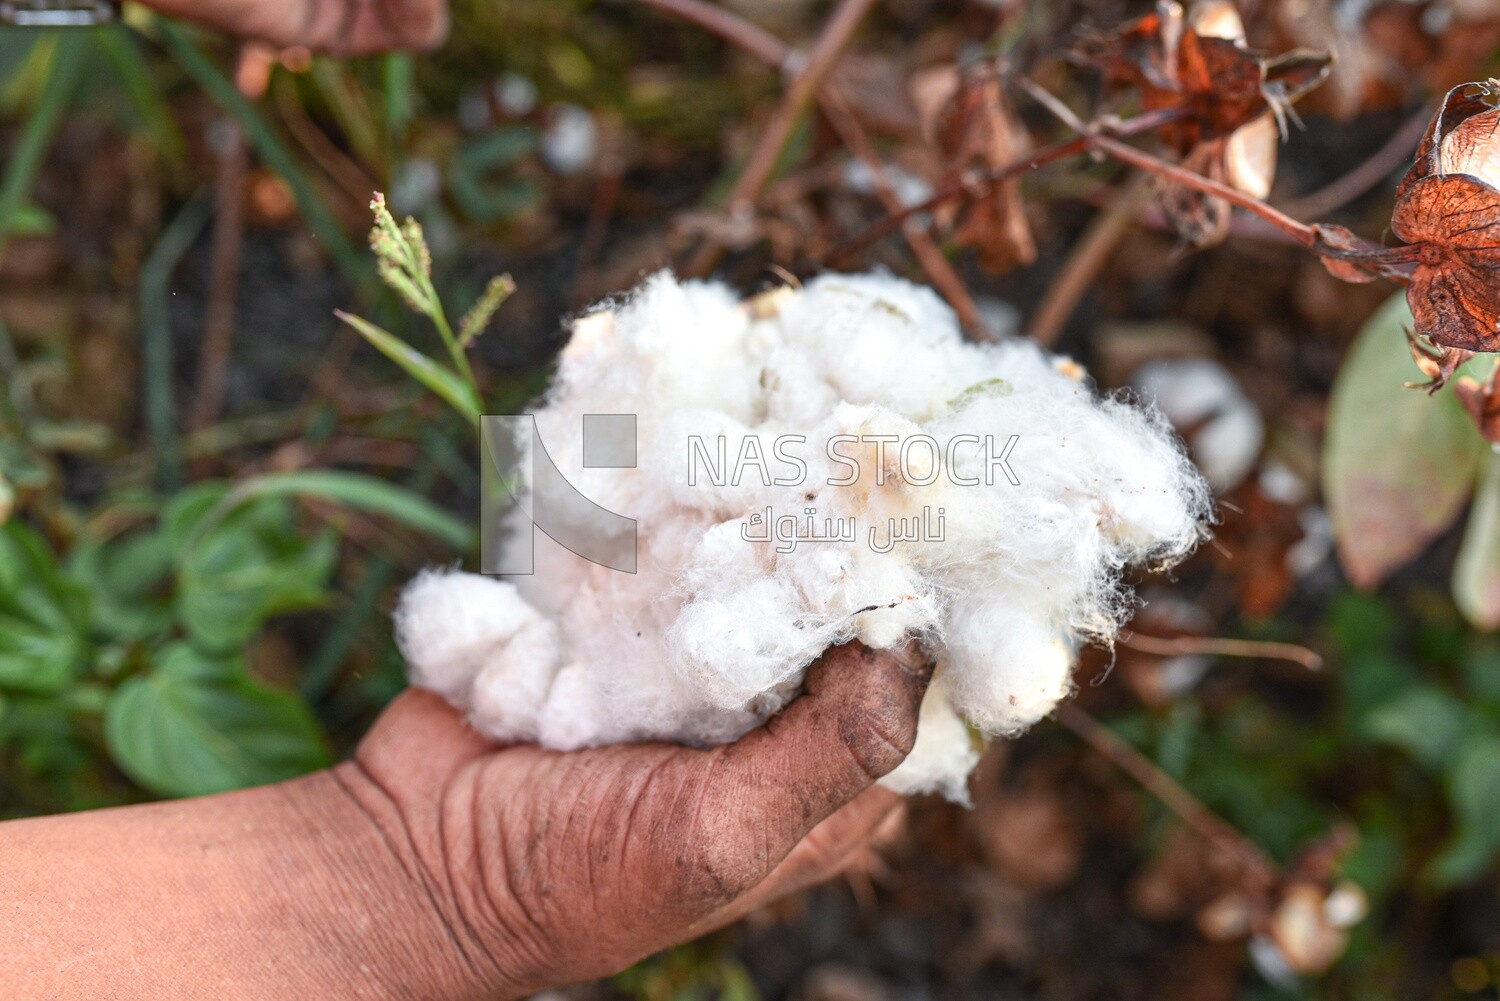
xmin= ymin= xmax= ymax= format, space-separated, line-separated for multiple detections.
xmin=140 ymin=0 xmax=448 ymax=55
xmin=336 ymin=641 xmax=933 ymax=998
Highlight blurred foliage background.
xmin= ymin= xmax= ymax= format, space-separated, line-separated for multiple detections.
xmin=4 ymin=1 xmax=1500 ymax=998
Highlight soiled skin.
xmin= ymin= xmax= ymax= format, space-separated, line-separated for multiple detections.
xmin=0 ymin=643 xmax=933 ymax=999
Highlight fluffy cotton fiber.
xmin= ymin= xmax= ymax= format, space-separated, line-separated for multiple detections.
xmin=396 ymin=271 xmax=1210 ymax=801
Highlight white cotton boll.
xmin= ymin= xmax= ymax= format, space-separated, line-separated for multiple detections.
xmin=394 ymin=570 xmax=556 ymax=707
xmin=469 ymin=616 xmax=563 ymax=742
xmin=943 ymin=598 xmax=1075 ymax=734
xmin=776 ymin=273 xmax=968 ymax=418
xmin=671 ymin=576 xmax=835 ymax=710
xmin=396 ymin=271 xmax=1209 ymax=802
xmin=759 ymin=344 xmax=841 ymax=423
xmin=880 ymin=672 xmax=980 ymax=802
xmin=1086 ymin=398 xmax=1213 ymax=557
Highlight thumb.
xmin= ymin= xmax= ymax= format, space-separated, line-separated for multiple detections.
xmin=686 ymin=641 xmax=932 ymax=898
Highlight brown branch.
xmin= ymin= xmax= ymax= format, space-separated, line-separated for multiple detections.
xmin=189 ymin=47 xmax=263 ymax=435
xmin=1119 ymin=632 xmax=1324 ymax=671
xmin=273 ymin=73 xmax=379 ymax=211
xmin=642 ymin=0 xmax=989 ymax=333
xmin=1055 ymin=703 xmax=1279 ymax=887
xmin=1086 ymin=133 xmax=1318 ymax=247
xmin=819 ymin=88 xmax=990 ymax=338
xmin=1028 ymin=173 xmax=1148 ymax=346
xmin=821 ymin=105 xmax=1190 ymax=267
xmin=1088 ymin=132 xmax=1427 ymax=284
xmin=682 ymin=0 xmax=879 ymax=277
xmin=635 ymin=0 xmax=791 ymax=68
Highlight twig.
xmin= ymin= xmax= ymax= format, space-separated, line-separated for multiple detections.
xmin=635 ymin=0 xmax=790 ymax=69
xmin=820 ymin=89 xmax=990 ymax=338
xmin=1055 ymin=703 xmax=1278 ymax=886
xmin=273 ymin=72 xmax=380 ymax=211
xmin=682 ymin=0 xmax=879 ymax=277
xmin=1088 ymin=132 xmax=1427 ymax=282
xmin=1276 ymin=100 xmax=1436 ymax=221
xmin=1028 ymin=173 xmax=1149 ymax=346
xmin=1119 ymin=632 xmax=1324 ymax=671
xmin=190 ymin=123 xmax=247 ymax=434
xmin=822 ymin=105 xmax=1189 ymax=267
xmin=1087 ymin=133 xmax=1317 ymax=247
xmin=641 ymin=0 xmax=988 ymax=330
xmin=190 ymin=46 xmax=268 ymax=435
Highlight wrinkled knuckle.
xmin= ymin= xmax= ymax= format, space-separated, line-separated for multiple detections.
xmin=691 ymin=838 xmax=765 ymax=904
xmin=841 ymin=704 xmax=915 ymax=781
xmin=677 ymin=799 xmax=772 ymax=907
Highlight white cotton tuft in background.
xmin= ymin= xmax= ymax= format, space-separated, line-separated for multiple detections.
xmin=395 ymin=271 xmax=1211 ymax=800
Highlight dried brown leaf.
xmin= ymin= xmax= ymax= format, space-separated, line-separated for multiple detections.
xmin=915 ymin=65 xmax=1037 ymax=273
xmin=1392 ymin=80 xmax=1500 ymax=350
xmin=1077 ymin=1 xmax=1331 ymax=154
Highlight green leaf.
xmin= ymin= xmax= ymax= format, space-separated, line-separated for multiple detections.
xmin=1364 ymin=685 xmax=1473 ymax=769
xmin=1432 ymin=733 xmax=1500 ymax=885
xmin=104 ymin=644 xmax=329 ymax=798
xmin=1324 ymin=293 xmax=1484 ymax=588
xmin=336 ymin=310 xmax=482 ymax=424
xmin=168 ymin=485 xmax=338 ymax=652
xmin=66 ymin=530 xmax=174 ymax=643
xmin=1455 ymin=452 xmax=1500 ymax=629
xmin=212 ymin=469 xmax=474 ymax=551
xmin=0 ymin=521 xmax=90 ymax=693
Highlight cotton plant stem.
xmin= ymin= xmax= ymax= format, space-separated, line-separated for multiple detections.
xmin=1119 ymin=632 xmax=1324 ymax=671
xmin=1028 ymin=173 xmax=1149 ymax=346
xmin=1054 ymin=703 xmax=1279 ymax=886
xmin=190 ymin=45 xmax=264 ymax=435
xmin=1087 ymin=133 xmax=1318 ymax=247
xmin=189 ymin=119 xmax=247 ymax=435
xmin=639 ymin=0 xmax=987 ymax=331
xmin=822 ymin=105 xmax=1190 ymax=267
xmin=635 ymin=0 xmax=790 ymax=68
xmin=819 ymin=89 xmax=989 ymax=338
xmin=1089 ymin=132 xmax=1431 ymax=283
xmin=682 ymin=0 xmax=879 ymax=277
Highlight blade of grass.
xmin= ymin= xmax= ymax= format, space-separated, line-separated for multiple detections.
xmin=335 ymin=310 xmax=481 ymax=423
xmin=208 ymin=468 xmax=474 ymax=550
xmin=382 ymin=52 xmax=414 ymax=160
xmin=95 ymin=25 xmax=186 ymax=170
xmin=157 ymin=21 xmax=373 ymax=296
xmin=139 ymin=191 xmax=213 ymax=490
xmin=311 ymin=58 xmax=380 ymax=168
xmin=0 ymin=31 xmax=84 ymax=255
